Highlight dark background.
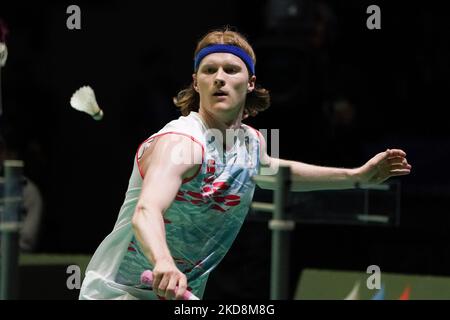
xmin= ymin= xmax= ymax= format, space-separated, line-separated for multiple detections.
xmin=1 ymin=0 xmax=449 ymax=299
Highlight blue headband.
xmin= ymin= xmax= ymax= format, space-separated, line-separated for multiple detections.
xmin=194 ymin=44 xmax=255 ymax=75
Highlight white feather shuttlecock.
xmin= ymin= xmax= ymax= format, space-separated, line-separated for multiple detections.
xmin=70 ymin=85 xmax=104 ymax=120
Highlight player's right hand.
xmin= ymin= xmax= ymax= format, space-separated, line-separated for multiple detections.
xmin=152 ymin=259 xmax=188 ymax=300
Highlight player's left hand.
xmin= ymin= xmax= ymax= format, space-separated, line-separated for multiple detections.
xmin=356 ymin=149 xmax=412 ymax=184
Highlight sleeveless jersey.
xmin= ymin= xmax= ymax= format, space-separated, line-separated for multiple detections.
xmin=79 ymin=111 xmax=261 ymax=299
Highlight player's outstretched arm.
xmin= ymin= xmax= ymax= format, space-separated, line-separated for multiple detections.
xmin=255 ymin=132 xmax=411 ymax=192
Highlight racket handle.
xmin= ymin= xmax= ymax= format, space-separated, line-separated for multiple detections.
xmin=140 ymin=270 xmax=199 ymax=300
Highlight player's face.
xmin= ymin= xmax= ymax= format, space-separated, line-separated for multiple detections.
xmin=194 ymin=53 xmax=255 ymax=116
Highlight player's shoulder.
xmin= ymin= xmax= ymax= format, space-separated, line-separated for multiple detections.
xmin=157 ymin=112 xmax=205 ymax=142
xmin=150 ymin=131 xmax=202 ymax=151
xmin=137 ymin=132 xmax=203 ymax=179
xmin=241 ymin=123 xmax=262 ymax=141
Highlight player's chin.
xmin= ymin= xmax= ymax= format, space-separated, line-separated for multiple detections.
xmin=211 ymin=101 xmax=234 ymax=111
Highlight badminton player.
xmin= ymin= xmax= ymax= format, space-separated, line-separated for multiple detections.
xmin=79 ymin=28 xmax=411 ymax=300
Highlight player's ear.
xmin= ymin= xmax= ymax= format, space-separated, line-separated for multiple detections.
xmin=192 ymin=74 xmax=199 ymax=93
xmin=247 ymin=75 xmax=256 ymax=93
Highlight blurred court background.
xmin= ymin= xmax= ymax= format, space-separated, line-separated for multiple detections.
xmin=1 ymin=0 xmax=449 ymax=299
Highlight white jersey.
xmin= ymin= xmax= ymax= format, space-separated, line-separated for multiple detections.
xmin=79 ymin=111 xmax=261 ymax=299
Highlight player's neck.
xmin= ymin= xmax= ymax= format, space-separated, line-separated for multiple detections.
xmin=198 ymin=107 xmax=243 ymax=135
xmin=198 ymin=107 xmax=244 ymax=151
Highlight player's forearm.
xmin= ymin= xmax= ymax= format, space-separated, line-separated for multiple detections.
xmin=274 ymin=158 xmax=359 ymax=191
xmin=131 ymin=205 xmax=174 ymax=265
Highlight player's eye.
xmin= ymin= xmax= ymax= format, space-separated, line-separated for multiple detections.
xmin=225 ymin=66 xmax=239 ymax=74
xmin=204 ymin=67 xmax=216 ymax=74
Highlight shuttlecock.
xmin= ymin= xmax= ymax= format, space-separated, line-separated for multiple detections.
xmin=70 ymin=85 xmax=104 ymax=120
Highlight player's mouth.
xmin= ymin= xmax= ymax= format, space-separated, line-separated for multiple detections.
xmin=212 ymin=90 xmax=228 ymax=97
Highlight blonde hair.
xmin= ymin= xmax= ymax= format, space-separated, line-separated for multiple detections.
xmin=173 ymin=27 xmax=270 ymax=118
